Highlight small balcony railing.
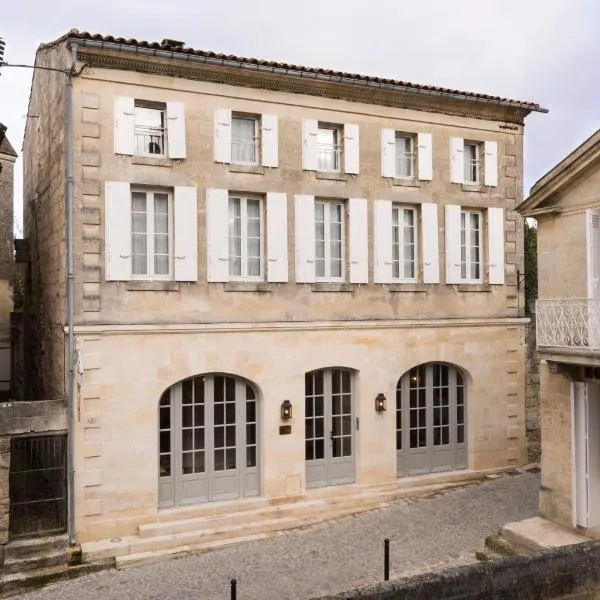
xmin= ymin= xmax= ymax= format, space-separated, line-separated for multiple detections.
xmin=536 ymin=298 xmax=600 ymax=350
xmin=135 ymin=126 xmax=166 ymax=156
xmin=318 ymin=143 xmax=342 ymax=172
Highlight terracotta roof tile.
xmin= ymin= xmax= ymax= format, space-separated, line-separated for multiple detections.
xmin=59 ymin=29 xmax=546 ymax=113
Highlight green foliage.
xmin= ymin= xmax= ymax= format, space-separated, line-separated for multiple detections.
xmin=524 ymin=220 xmax=537 ymax=312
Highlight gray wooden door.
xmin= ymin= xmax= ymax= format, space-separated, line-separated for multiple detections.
xmin=396 ymin=364 xmax=466 ymax=477
xmin=158 ymin=374 xmax=259 ymax=508
xmin=305 ymin=368 xmax=355 ymax=489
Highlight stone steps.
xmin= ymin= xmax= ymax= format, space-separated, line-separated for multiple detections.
xmin=3 ymin=549 xmax=66 ymax=575
xmin=500 ymin=517 xmax=589 ymax=551
xmin=4 ymin=534 xmax=68 ymax=560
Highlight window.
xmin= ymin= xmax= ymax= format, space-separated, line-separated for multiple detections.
xmin=460 ymin=210 xmax=481 ymax=281
xmin=231 ymin=114 xmax=259 ymax=164
xmin=392 ymin=205 xmax=417 ymax=280
xmin=315 ymin=200 xmax=344 ymax=279
xmin=317 ymin=124 xmax=342 ymax=172
xmin=463 ymin=142 xmax=481 ymax=184
xmin=134 ymin=103 xmax=166 ymax=156
xmin=131 ymin=188 xmax=172 ymax=278
xmin=395 ymin=135 xmax=415 ymax=179
xmin=228 ymin=195 xmax=263 ymax=279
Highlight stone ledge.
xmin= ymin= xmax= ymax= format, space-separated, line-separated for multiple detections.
xmin=457 ymin=284 xmax=491 ymax=292
xmin=391 ymin=178 xmax=421 ymax=188
xmin=311 ymin=283 xmax=355 ymax=293
xmin=460 ymin=183 xmax=488 ymax=193
xmin=224 ymin=282 xmax=272 ymax=293
xmin=131 ymin=156 xmax=175 ymax=167
xmin=387 ymin=283 xmax=427 ymax=293
xmin=126 ymin=281 xmax=180 ymax=292
xmin=316 ymin=172 xmax=347 ymax=182
xmin=228 ymin=164 xmax=265 ymax=175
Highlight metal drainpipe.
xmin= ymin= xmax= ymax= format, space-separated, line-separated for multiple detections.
xmin=66 ymin=42 xmax=77 ymax=546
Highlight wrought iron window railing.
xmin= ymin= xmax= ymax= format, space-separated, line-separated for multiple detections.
xmin=135 ymin=126 xmax=166 ymax=156
xmin=318 ymin=143 xmax=342 ymax=172
xmin=536 ymin=298 xmax=600 ymax=350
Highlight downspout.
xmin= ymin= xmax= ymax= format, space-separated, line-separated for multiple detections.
xmin=65 ymin=42 xmax=77 ymax=546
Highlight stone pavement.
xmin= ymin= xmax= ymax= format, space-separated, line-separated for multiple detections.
xmin=14 ymin=470 xmax=540 ymax=600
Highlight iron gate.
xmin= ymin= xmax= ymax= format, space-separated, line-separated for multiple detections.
xmin=9 ymin=435 xmax=67 ymax=537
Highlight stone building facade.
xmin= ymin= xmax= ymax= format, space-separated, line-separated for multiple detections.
xmin=22 ymin=30 xmax=543 ymax=559
xmin=519 ymin=128 xmax=600 ymax=534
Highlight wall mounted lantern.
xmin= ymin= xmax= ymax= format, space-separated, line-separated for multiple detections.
xmin=375 ymin=393 xmax=387 ymax=413
xmin=281 ymin=400 xmax=293 ymax=420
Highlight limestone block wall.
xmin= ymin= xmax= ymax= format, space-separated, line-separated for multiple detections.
xmin=525 ymin=316 xmax=540 ymax=462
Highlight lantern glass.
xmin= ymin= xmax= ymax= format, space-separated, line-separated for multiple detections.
xmin=375 ymin=393 xmax=386 ymax=412
xmin=281 ymin=400 xmax=292 ymax=420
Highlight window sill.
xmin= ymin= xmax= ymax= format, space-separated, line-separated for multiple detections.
xmin=126 ymin=281 xmax=180 ymax=292
xmin=387 ymin=283 xmax=427 ymax=293
xmin=460 ymin=183 xmax=487 ymax=193
xmin=131 ymin=156 xmax=175 ymax=167
xmin=228 ymin=164 xmax=265 ymax=175
xmin=224 ymin=282 xmax=272 ymax=293
xmin=457 ymin=283 xmax=491 ymax=292
xmin=311 ymin=283 xmax=354 ymax=292
xmin=391 ymin=178 xmax=420 ymax=188
xmin=316 ymin=171 xmax=348 ymax=182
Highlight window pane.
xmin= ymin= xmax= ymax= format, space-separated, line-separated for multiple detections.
xmin=135 ymin=106 xmax=165 ymax=155
xmin=232 ymin=117 xmax=256 ymax=163
xmin=395 ymin=136 xmax=413 ymax=177
xmin=318 ymin=127 xmax=339 ymax=171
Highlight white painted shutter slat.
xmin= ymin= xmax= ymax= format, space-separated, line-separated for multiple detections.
xmin=374 ymin=200 xmax=393 ymax=283
xmin=344 ymin=123 xmax=360 ymax=174
xmin=114 ymin=97 xmax=135 ymax=155
xmin=445 ymin=204 xmax=462 ymax=284
xmin=294 ymin=195 xmax=315 ymax=282
xmin=421 ymin=203 xmax=439 ymax=284
xmin=166 ymin=102 xmax=187 ymax=159
xmin=105 ymin=181 xmax=131 ymax=281
xmin=214 ymin=108 xmax=232 ymax=163
xmin=349 ymin=198 xmax=368 ymax=283
xmin=267 ymin=192 xmax=288 ymax=282
xmin=206 ymin=188 xmax=230 ymax=282
xmin=261 ymin=114 xmax=279 ymax=168
xmin=417 ymin=133 xmax=433 ymax=181
xmin=484 ymin=140 xmax=498 ymax=187
xmin=381 ymin=128 xmax=396 ymax=178
xmin=450 ymin=137 xmax=464 ymax=184
xmin=174 ymin=186 xmax=198 ymax=281
xmin=302 ymin=120 xmax=318 ymax=171
xmin=487 ymin=207 xmax=505 ymax=285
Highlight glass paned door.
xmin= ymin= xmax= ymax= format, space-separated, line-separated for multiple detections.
xmin=158 ymin=375 xmax=260 ymax=508
xmin=306 ymin=368 xmax=355 ymax=488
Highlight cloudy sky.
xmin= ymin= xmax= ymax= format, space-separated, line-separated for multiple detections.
xmin=2 ymin=0 xmax=599 ymax=228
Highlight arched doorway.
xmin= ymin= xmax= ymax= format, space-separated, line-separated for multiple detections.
xmin=158 ymin=374 xmax=259 ymax=508
xmin=396 ymin=363 xmax=466 ymax=477
xmin=305 ymin=368 xmax=355 ymax=489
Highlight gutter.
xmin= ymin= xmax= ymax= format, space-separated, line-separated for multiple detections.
xmin=69 ymin=37 xmax=547 ymax=116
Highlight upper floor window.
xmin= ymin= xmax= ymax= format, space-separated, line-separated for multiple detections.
xmin=395 ymin=135 xmax=415 ymax=179
xmin=463 ymin=142 xmax=481 ymax=184
xmin=231 ymin=114 xmax=259 ymax=165
xmin=315 ymin=199 xmax=344 ymax=280
xmin=392 ymin=205 xmax=417 ymax=280
xmin=131 ymin=188 xmax=172 ymax=278
xmin=228 ymin=195 xmax=263 ymax=280
xmin=134 ymin=103 xmax=166 ymax=157
xmin=460 ymin=209 xmax=482 ymax=282
xmin=317 ymin=124 xmax=342 ymax=172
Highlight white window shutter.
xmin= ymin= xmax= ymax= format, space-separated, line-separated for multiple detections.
xmin=484 ymin=141 xmax=498 ymax=187
xmin=294 ymin=195 xmax=315 ymax=282
xmin=374 ymin=200 xmax=393 ymax=283
xmin=261 ymin=114 xmax=278 ymax=168
xmin=174 ymin=186 xmax=198 ymax=281
xmin=381 ymin=129 xmax=396 ymax=178
xmin=445 ymin=204 xmax=462 ymax=284
xmin=166 ymin=102 xmax=187 ymax=159
xmin=344 ymin=123 xmax=360 ymax=174
xmin=417 ymin=133 xmax=433 ymax=181
xmin=267 ymin=192 xmax=288 ymax=282
xmin=206 ymin=188 xmax=230 ymax=282
xmin=487 ymin=207 xmax=505 ymax=284
xmin=214 ymin=108 xmax=232 ymax=164
xmin=302 ymin=120 xmax=318 ymax=171
xmin=349 ymin=198 xmax=368 ymax=283
xmin=105 ymin=181 xmax=131 ymax=281
xmin=421 ymin=203 xmax=439 ymax=284
xmin=450 ymin=138 xmax=464 ymax=184
xmin=114 ymin=97 xmax=135 ymax=155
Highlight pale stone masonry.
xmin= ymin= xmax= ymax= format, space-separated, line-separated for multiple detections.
xmin=519 ymin=128 xmax=600 ymax=534
xmin=22 ymin=30 xmax=543 ymax=547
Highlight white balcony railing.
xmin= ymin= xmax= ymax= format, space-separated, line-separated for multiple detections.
xmin=536 ymin=298 xmax=600 ymax=350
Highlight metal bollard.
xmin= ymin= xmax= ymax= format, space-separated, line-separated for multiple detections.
xmin=384 ymin=538 xmax=390 ymax=581
xmin=231 ymin=578 xmax=237 ymax=600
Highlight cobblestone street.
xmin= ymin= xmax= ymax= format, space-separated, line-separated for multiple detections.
xmin=15 ymin=471 xmax=539 ymax=600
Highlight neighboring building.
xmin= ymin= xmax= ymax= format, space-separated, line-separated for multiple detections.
xmin=0 ymin=124 xmax=15 ymax=399
xmin=519 ymin=130 xmax=600 ymax=534
xmin=22 ymin=30 xmax=543 ymax=558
